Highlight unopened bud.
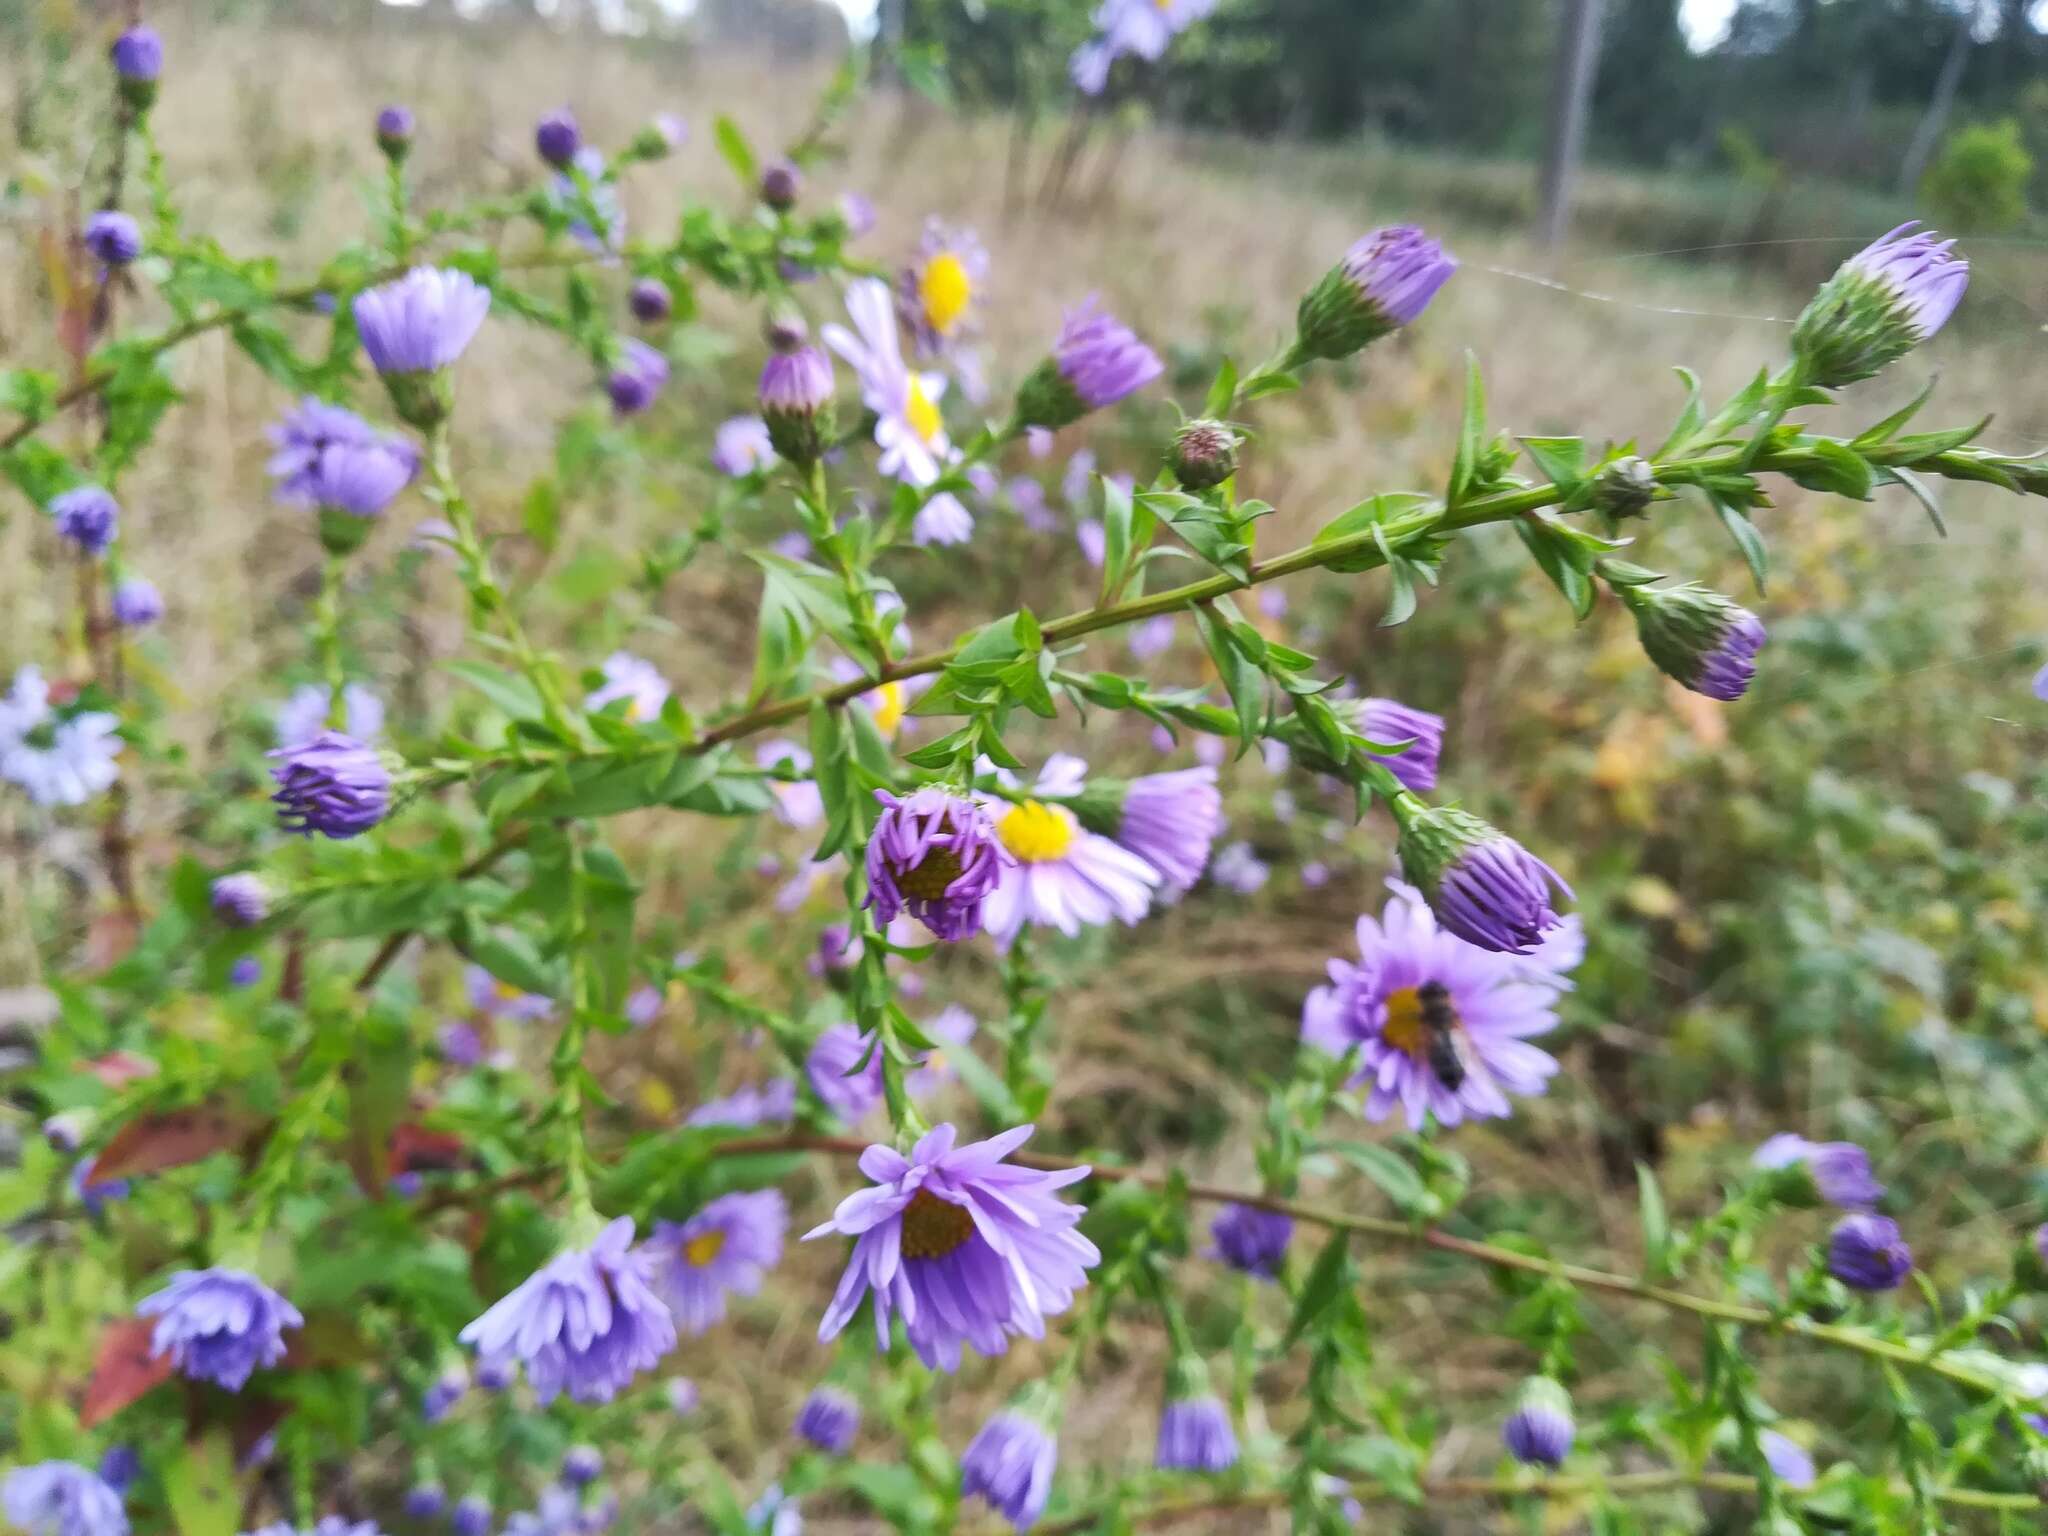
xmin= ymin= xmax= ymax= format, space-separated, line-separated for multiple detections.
xmin=1170 ymin=419 xmax=1239 ymax=491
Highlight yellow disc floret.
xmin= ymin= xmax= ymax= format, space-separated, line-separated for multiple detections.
xmin=905 ymin=374 xmax=943 ymax=446
xmin=1380 ymin=986 xmax=1427 ymax=1059
xmin=997 ymin=801 xmax=1078 ymax=864
xmin=683 ymin=1229 xmax=727 ymax=1268
xmin=900 ymin=1188 xmax=975 ymax=1260
xmin=919 ymin=251 xmax=973 ymax=336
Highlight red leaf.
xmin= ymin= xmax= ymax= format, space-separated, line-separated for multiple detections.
xmin=80 ymin=1317 xmax=173 ymax=1427
xmin=388 ymin=1122 xmax=466 ymax=1175
xmin=94 ymin=1106 xmax=258 ymax=1181
xmin=82 ymin=1052 xmax=159 ymax=1089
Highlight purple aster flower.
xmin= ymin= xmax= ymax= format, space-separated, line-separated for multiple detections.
xmin=439 ymin=1021 xmax=484 ymax=1066
xmin=806 ymin=1025 xmax=885 ymax=1121
xmin=111 ymin=26 xmax=162 ymax=80
xmin=1155 ymin=1384 xmax=1237 ymax=1473
xmin=465 ymin=964 xmax=554 ymax=1023
xmin=758 ymin=161 xmax=801 ymax=211
xmin=794 ymin=1385 xmax=860 ymax=1454
xmin=269 ymin=730 xmax=390 ymax=839
xmin=93 ymin=1450 xmax=139 ymax=1499
xmin=1620 ymin=582 xmax=1767 ymax=701
xmin=403 ymin=1485 xmax=446 ymax=1520
xmin=575 ymin=1497 xmax=617 ymax=1536
xmin=535 ymin=109 xmax=581 ymax=168
xmin=474 ymin=1358 xmax=515 ymax=1392
xmin=1210 ymin=840 xmax=1269 ymax=895
xmin=625 ymin=984 xmax=662 ymax=1029
xmin=49 ymin=486 xmax=119 ymax=555
xmin=1108 ymin=764 xmax=1222 ymax=894
xmin=712 ymin=415 xmax=775 ymax=476
xmin=110 ymin=577 xmax=162 ymax=629
xmin=421 ymin=1363 xmax=467 ymax=1422
xmin=1502 ymin=1377 xmax=1574 ymax=1468
xmin=560 ymin=1447 xmax=602 ymax=1488
xmin=1302 ymin=880 xmax=1562 ymax=1129
xmin=211 ymin=872 xmax=270 ymax=927
xmin=897 ymin=219 xmax=989 ymax=356
xmin=1793 ymin=223 xmax=1969 ymax=387
xmin=666 ymin=1377 xmax=699 ymax=1415
xmin=1751 ymin=1134 xmax=1884 ymax=1210
xmin=1297 ymin=225 xmax=1457 ymax=361
xmin=642 ymin=1190 xmax=787 ymax=1335
xmin=1827 ymin=1214 xmax=1913 ymax=1292
xmin=758 ymin=740 xmax=824 ymax=829
xmin=451 ymin=1496 xmax=491 ymax=1536
xmin=1016 ymin=298 xmax=1163 ymax=429
xmin=460 ymin=1216 xmax=676 ymax=1404
xmin=1358 ymin=698 xmax=1444 ymax=794
xmin=0 ymin=665 xmax=121 ymax=808
xmin=73 ymin=1156 xmax=130 ymax=1217
xmin=1209 ymin=1202 xmax=1292 ymax=1279
xmin=838 ymin=191 xmax=876 ymax=237
xmin=1760 ymin=1430 xmax=1816 ymax=1490
xmin=906 ymin=1004 xmax=977 ymax=1098
xmin=305 ymin=441 xmax=419 ymax=524
xmin=274 ymin=682 xmax=384 ymax=748
xmin=1394 ymin=802 xmax=1570 ymax=955
xmin=3 ymin=1464 xmax=128 ymax=1536
xmin=84 ymin=212 xmax=141 ymax=267
xmin=864 ymin=786 xmax=1012 ymax=942
xmin=960 ymin=1409 xmax=1057 ymax=1531
xmin=758 ymin=345 xmax=836 ymax=465
xmin=983 ymin=756 xmax=1159 ymax=944
xmin=136 ymin=1267 xmax=303 ymax=1391
xmin=1071 ymin=0 xmax=1215 ymax=92
xmin=353 ymin=268 xmax=491 ymax=426
xmin=628 ymin=279 xmax=671 ymax=324
xmin=607 ymin=339 xmax=670 ymax=417
xmin=43 ymin=1112 xmax=84 ymax=1153
xmin=227 ymin=956 xmax=262 ymax=989
xmin=583 ymin=652 xmax=669 ymax=723
xmin=388 ymin=1171 xmax=423 ymax=1199
xmin=266 ymin=400 xmax=413 ymax=506
xmin=807 ymin=1123 xmax=1100 ymax=1371
xmin=376 ymin=105 xmax=415 ymax=159
xmin=684 ymin=1079 xmax=796 ymax=1129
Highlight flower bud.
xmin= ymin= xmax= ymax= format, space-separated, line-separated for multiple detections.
xmin=629 ymin=279 xmax=672 ymax=325
xmin=763 ymin=305 xmax=809 ymax=354
xmin=84 ymin=211 xmax=142 ymax=268
xmin=111 ymin=27 xmax=163 ymax=111
xmin=536 ymin=108 xmax=581 ymax=170
xmin=1502 ymin=1376 xmax=1574 ymax=1468
xmin=1170 ymin=419 xmax=1239 ymax=491
xmin=403 ymin=1484 xmax=446 ymax=1520
xmin=210 ymin=872 xmax=271 ymax=928
xmin=1594 ymin=454 xmax=1658 ymax=518
xmin=1619 ymin=581 xmax=1766 ymax=702
xmin=759 ymin=161 xmax=801 ymax=212
xmin=1791 ymin=222 xmax=1968 ymax=388
xmin=1392 ymin=799 xmax=1570 ymax=955
xmin=758 ymin=344 xmax=835 ymax=466
xmin=376 ymin=105 xmax=416 ymax=162
xmin=1827 ymin=1213 xmax=1912 ymax=1292
xmin=1156 ymin=1356 xmax=1238 ymax=1472
xmin=1295 ymin=224 xmax=1456 ymax=363
xmin=1014 ymin=300 xmax=1162 ymax=430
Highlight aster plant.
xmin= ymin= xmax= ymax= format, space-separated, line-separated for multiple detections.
xmin=3 ymin=31 xmax=2048 ymax=1536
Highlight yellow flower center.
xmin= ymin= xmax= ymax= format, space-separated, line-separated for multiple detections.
xmin=900 ymin=1188 xmax=975 ymax=1260
xmin=683 ymin=1229 xmax=726 ymax=1267
xmin=997 ymin=801 xmax=1078 ymax=864
xmin=871 ymin=680 xmax=907 ymax=737
xmin=905 ymin=374 xmax=942 ymax=446
xmin=1380 ymin=986 xmax=1429 ymax=1059
xmin=919 ymin=251 xmax=973 ymax=335
xmin=494 ymin=982 xmax=525 ymax=1004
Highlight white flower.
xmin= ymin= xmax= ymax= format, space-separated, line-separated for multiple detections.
xmin=0 ymin=666 xmax=121 ymax=808
xmin=823 ymin=279 xmax=971 ymax=545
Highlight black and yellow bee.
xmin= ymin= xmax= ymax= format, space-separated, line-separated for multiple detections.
xmin=1417 ymin=980 xmax=1471 ymax=1091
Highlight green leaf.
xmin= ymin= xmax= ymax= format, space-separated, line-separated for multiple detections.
xmin=1520 ymin=435 xmax=1586 ymax=492
xmin=712 ymin=114 xmax=756 ymax=185
xmin=1193 ymin=606 xmax=1262 ymax=753
xmin=1713 ymin=498 xmax=1770 ymax=593
xmin=1283 ymin=1226 xmax=1352 ymax=1348
xmin=521 ymin=477 xmax=562 ymax=553
xmin=1513 ymin=517 xmax=1596 ymax=620
xmin=1098 ymin=474 xmax=1156 ymax=606
xmin=1881 ymin=465 xmax=1947 ymax=537
xmin=1787 ymin=438 xmax=1874 ymax=500
xmin=1850 ymin=375 xmax=1940 ymax=448
xmin=1327 ymin=1141 xmax=1429 ymax=1216
xmin=1655 ymin=367 xmax=1706 ymax=459
xmin=1447 ymin=351 xmax=1486 ymax=506
xmin=1242 ymin=370 xmax=1300 ymax=401
xmin=1311 ymin=491 xmax=1434 ymax=551
xmin=445 ymin=660 xmax=547 ymax=723
xmin=163 ymin=1428 xmax=237 ymax=1536
xmin=1323 ymin=1437 xmax=1423 ymax=1503
xmin=1637 ymin=1163 xmax=1671 ymax=1280
xmin=1202 ymin=357 xmax=1238 ymax=418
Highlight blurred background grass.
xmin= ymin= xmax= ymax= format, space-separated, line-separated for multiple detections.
xmin=4 ymin=0 xmax=2048 ymax=1521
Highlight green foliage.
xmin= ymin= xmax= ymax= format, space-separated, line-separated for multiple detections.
xmin=1922 ymin=118 xmax=2035 ymax=233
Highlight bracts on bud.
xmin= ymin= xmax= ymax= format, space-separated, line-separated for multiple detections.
xmin=1502 ymin=1377 xmax=1575 ymax=1468
xmin=1616 ymin=578 xmax=1767 ymax=702
xmin=1392 ymin=798 xmax=1570 ymax=956
xmin=1014 ymin=299 xmax=1163 ymax=431
xmin=758 ymin=345 xmax=836 ymax=467
xmin=1294 ymin=224 xmax=1456 ymax=363
xmin=1170 ymin=419 xmax=1239 ymax=491
xmin=375 ymin=106 xmax=416 ymax=162
xmin=1791 ymin=222 xmax=1968 ymax=389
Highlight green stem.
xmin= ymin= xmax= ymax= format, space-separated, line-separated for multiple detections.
xmin=315 ymin=553 xmax=347 ymax=727
xmin=555 ymin=841 xmax=595 ymax=1218
xmin=426 ymin=424 xmax=578 ymax=738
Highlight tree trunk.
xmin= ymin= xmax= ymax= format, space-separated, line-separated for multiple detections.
xmin=1897 ymin=1 xmax=1982 ymax=198
xmin=1538 ymin=0 xmax=1606 ymax=249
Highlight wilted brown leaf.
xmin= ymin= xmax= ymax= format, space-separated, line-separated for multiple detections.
xmin=80 ymin=1316 xmax=172 ymax=1427
xmin=94 ymin=1106 xmax=259 ymax=1181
